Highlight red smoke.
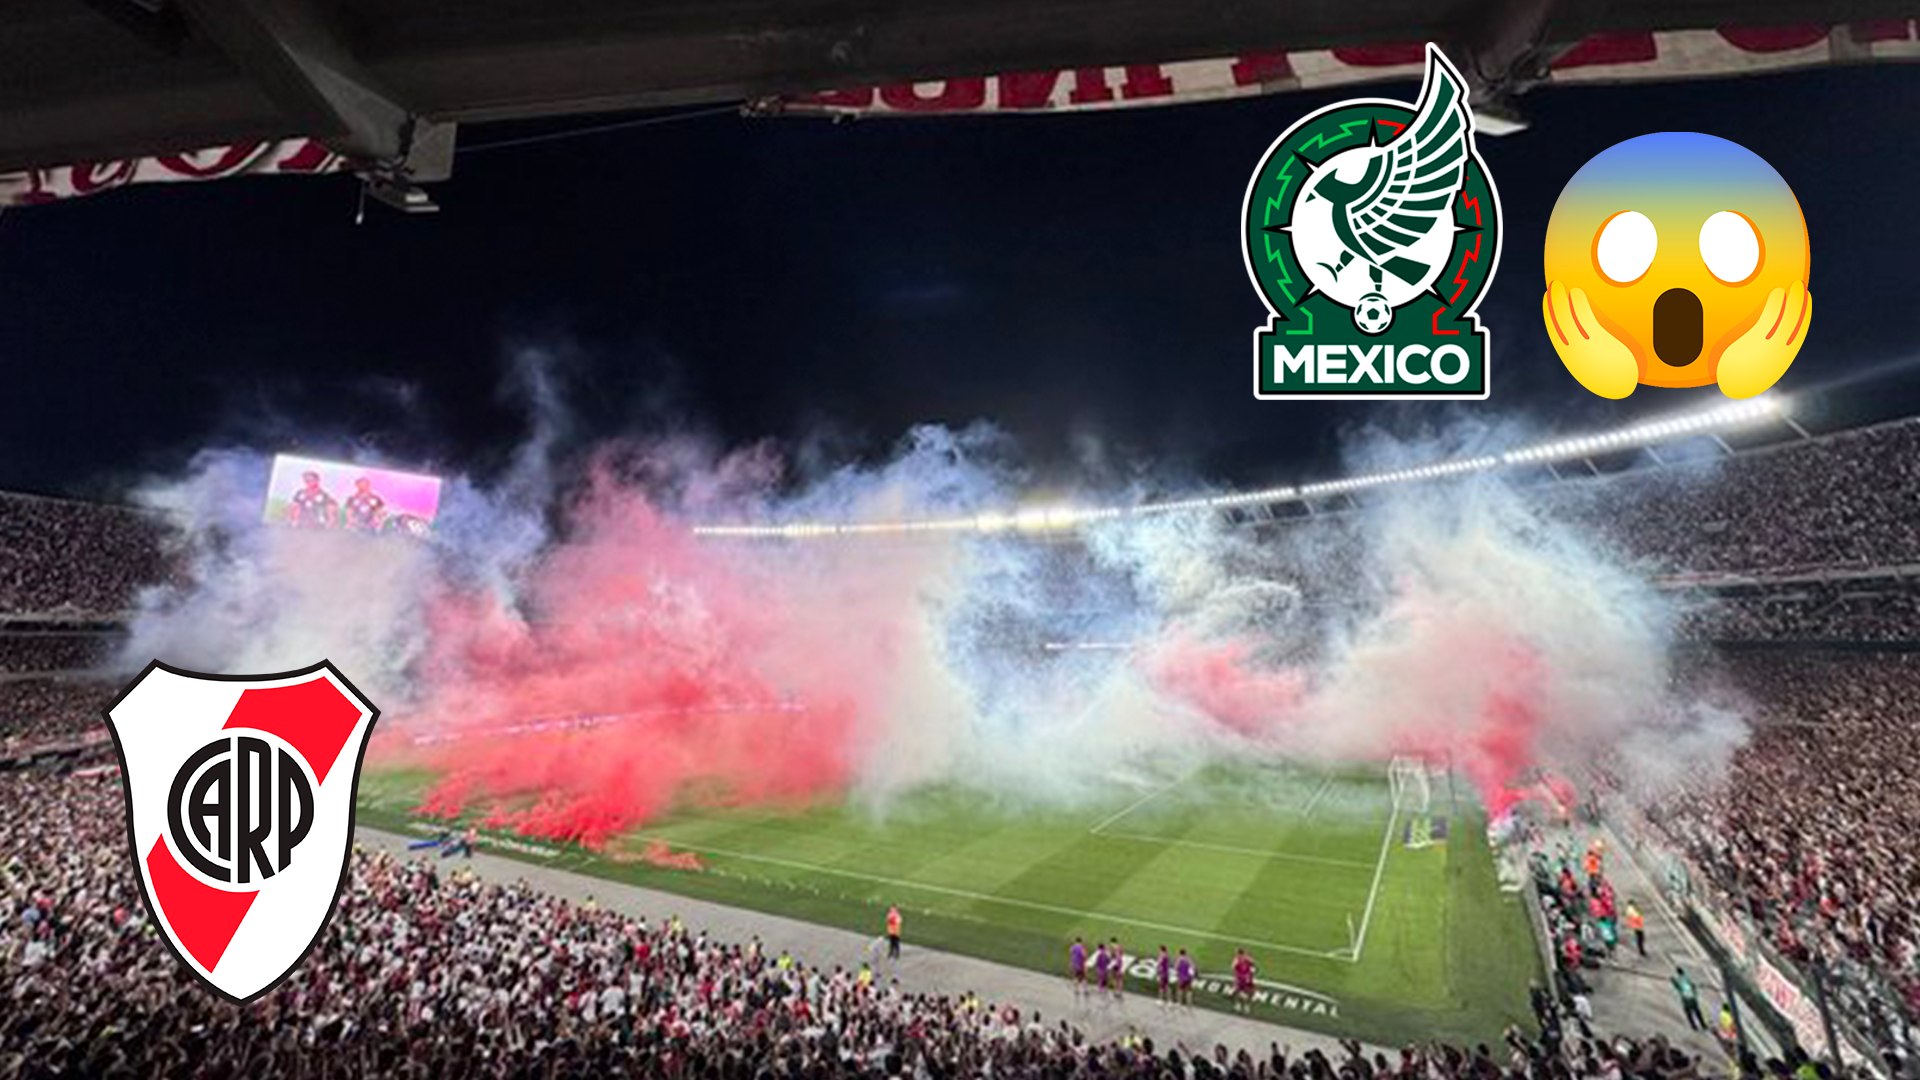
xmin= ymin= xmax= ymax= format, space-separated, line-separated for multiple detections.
xmin=1137 ymin=635 xmax=1306 ymax=737
xmin=392 ymin=474 xmax=869 ymax=847
xmin=376 ymin=466 xmax=1583 ymax=845
xmin=1144 ymin=613 xmax=1566 ymax=818
xmin=1379 ymin=636 xmax=1556 ymax=819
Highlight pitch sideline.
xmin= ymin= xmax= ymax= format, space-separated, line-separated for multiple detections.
xmin=626 ymin=830 xmax=1358 ymax=961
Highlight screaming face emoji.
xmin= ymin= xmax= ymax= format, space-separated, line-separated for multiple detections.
xmin=1543 ymin=132 xmax=1810 ymax=399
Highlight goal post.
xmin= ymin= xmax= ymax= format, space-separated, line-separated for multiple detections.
xmin=1388 ymin=755 xmax=1432 ymax=816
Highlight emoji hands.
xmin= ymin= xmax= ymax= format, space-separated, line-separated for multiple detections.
xmin=1716 ymin=280 xmax=1810 ymax=399
xmin=1543 ymin=280 xmax=1639 ymax=399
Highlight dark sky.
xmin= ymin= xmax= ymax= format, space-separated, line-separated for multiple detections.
xmin=3 ymin=64 xmax=1918 ymax=501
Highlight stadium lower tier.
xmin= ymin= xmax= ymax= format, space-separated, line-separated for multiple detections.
xmin=358 ymin=760 xmax=1538 ymax=1046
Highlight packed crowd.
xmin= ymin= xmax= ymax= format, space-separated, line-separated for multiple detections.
xmin=0 ymin=631 xmax=118 ymax=675
xmin=1676 ymin=585 xmax=1920 ymax=644
xmin=0 ymin=678 xmax=115 ymax=752
xmin=1650 ymin=652 xmax=1920 ymax=1043
xmin=0 ymin=493 xmax=174 ymax=616
xmin=1559 ymin=419 xmax=1920 ymax=578
xmin=3 ymin=765 xmax=1744 ymax=1080
xmin=1 ymin=423 xmax=1916 ymax=632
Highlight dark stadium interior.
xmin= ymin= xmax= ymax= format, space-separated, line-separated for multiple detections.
xmin=6 ymin=3 xmax=1920 ymax=1079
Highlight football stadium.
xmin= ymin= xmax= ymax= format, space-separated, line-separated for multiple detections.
xmin=5 ymin=5 xmax=1920 ymax=1080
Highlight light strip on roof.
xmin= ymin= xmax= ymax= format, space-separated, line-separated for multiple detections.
xmin=692 ymin=395 xmax=1785 ymax=539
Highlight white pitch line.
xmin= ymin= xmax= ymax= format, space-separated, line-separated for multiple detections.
xmin=1299 ymin=775 xmax=1336 ymax=819
xmin=631 ymin=832 xmax=1353 ymax=961
xmin=1087 ymin=776 xmax=1182 ymax=836
xmin=1095 ymin=830 xmax=1374 ymax=870
xmin=1346 ymin=805 xmax=1401 ymax=964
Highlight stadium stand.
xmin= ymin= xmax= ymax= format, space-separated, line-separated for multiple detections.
xmin=1676 ymin=585 xmax=1920 ymax=645
xmin=0 ymin=631 xmax=119 ymax=675
xmin=1648 ymin=653 xmax=1920 ymax=1055
xmin=1 ymin=417 xmax=1917 ymax=1076
xmin=1567 ymin=419 xmax=1920 ymax=578
xmin=2 ymin=768 xmax=1731 ymax=1080
xmin=0 ymin=493 xmax=174 ymax=617
xmin=0 ymin=679 xmax=116 ymax=753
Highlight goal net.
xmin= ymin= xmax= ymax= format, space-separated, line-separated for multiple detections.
xmin=1388 ymin=755 xmax=1433 ymax=816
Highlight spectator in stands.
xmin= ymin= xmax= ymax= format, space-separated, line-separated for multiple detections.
xmin=2 ymin=765 xmax=1734 ymax=1079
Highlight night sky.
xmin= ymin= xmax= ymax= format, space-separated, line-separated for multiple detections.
xmin=3 ymin=64 xmax=1918 ymax=502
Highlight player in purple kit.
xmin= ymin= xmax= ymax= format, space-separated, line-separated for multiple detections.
xmin=1232 ymin=947 xmax=1257 ymax=1014
xmin=1155 ymin=945 xmax=1172 ymax=1007
xmin=1093 ymin=941 xmax=1111 ymax=996
xmin=1068 ymin=937 xmax=1088 ymax=997
xmin=1108 ymin=938 xmax=1124 ymax=999
xmin=1174 ymin=948 xmax=1195 ymax=1009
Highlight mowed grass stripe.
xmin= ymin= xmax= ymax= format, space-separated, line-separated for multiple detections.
xmin=622 ymin=829 xmax=1340 ymax=956
xmin=356 ymin=763 xmax=1541 ymax=1044
xmin=1339 ymin=842 xmax=1474 ymax=1022
xmin=1218 ymin=851 xmax=1376 ymax=958
xmin=683 ymin=806 xmax=1089 ymax=904
xmin=1232 ymin=786 xmax=1385 ymax=954
xmin=1089 ymin=830 xmax=1311 ymax=955
xmin=718 ymin=812 xmax=979 ymax=884
xmin=1094 ymin=830 xmax=1374 ymax=870
xmin=978 ymin=823 xmax=1188 ymax=935
xmin=1099 ymin=773 xmax=1385 ymax=870
xmin=1088 ymin=801 xmax=1364 ymax=949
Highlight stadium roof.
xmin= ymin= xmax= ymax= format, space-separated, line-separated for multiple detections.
xmin=5 ymin=0 xmax=1914 ymax=176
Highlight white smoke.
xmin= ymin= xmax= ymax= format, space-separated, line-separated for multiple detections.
xmin=116 ymin=368 xmax=1748 ymax=835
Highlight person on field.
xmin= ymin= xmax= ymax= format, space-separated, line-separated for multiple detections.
xmin=1672 ymin=966 xmax=1707 ymax=1031
xmin=1231 ymin=948 xmax=1256 ymax=1014
xmin=440 ymin=824 xmax=476 ymax=859
xmin=1156 ymin=945 xmax=1172 ymax=1007
xmin=1626 ymin=900 xmax=1646 ymax=957
xmin=885 ymin=905 xmax=902 ymax=960
xmin=1175 ymin=948 xmax=1196 ymax=1008
xmin=1717 ymin=1000 xmax=1740 ymax=1051
xmin=1068 ymin=937 xmax=1088 ymax=997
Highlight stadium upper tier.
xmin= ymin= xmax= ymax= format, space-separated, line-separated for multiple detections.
xmin=0 ymin=400 xmax=1916 ymax=621
xmin=694 ymin=397 xmax=1789 ymax=539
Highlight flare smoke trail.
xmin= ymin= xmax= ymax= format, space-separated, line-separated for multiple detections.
xmin=121 ymin=383 xmax=1744 ymax=846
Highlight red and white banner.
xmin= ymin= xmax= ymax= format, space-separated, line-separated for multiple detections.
xmin=766 ymin=22 xmax=1920 ymax=117
xmin=7 ymin=22 xmax=1915 ymax=208
xmin=0 ymin=139 xmax=348 ymax=208
xmin=1752 ymin=955 xmax=1848 ymax=1063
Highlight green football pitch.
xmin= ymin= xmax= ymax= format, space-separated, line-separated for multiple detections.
xmin=357 ymin=761 xmax=1537 ymax=1045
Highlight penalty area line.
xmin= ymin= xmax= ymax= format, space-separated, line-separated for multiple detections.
xmin=1300 ymin=775 xmax=1336 ymax=818
xmin=1094 ymin=830 xmax=1374 ymax=870
xmin=629 ymin=832 xmax=1353 ymax=962
xmin=1087 ymin=775 xmax=1184 ymax=836
xmin=1346 ymin=804 xmax=1400 ymax=964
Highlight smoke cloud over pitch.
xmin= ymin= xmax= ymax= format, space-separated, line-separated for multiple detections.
xmin=120 ymin=370 xmax=1744 ymax=845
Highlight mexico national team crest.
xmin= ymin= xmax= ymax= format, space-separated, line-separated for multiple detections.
xmin=105 ymin=660 xmax=378 ymax=1003
xmin=1242 ymin=44 xmax=1502 ymax=399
